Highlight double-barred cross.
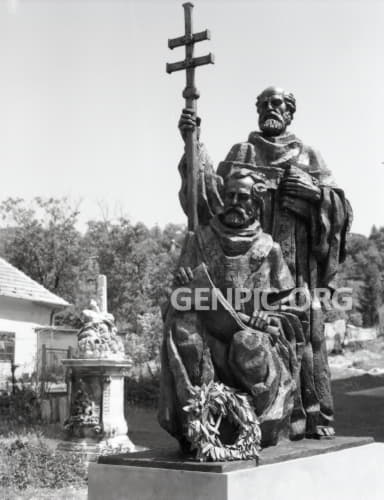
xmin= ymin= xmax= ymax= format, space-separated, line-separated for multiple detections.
xmin=167 ymin=2 xmax=214 ymax=231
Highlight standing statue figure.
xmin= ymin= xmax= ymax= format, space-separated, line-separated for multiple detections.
xmin=176 ymin=86 xmax=352 ymax=439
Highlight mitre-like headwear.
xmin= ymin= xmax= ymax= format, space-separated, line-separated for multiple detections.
xmin=216 ymin=142 xmax=267 ymax=197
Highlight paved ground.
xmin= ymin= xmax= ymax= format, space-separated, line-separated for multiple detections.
xmin=4 ymin=486 xmax=87 ymax=499
xmin=128 ymin=405 xmax=177 ymax=450
xmin=333 ymin=373 xmax=384 ymax=441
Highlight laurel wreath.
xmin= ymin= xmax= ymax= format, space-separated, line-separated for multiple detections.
xmin=183 ymin=382 xmax=261 ymax=462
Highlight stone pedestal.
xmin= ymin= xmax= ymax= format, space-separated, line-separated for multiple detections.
xmin=88 ymin=438 xmax=384 ymax=500
xmin=59 ymin=358 xmax=137 ymax=458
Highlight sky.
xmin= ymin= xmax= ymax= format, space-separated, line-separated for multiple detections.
xmin=0 ymin=0 xmax=383 ymax=235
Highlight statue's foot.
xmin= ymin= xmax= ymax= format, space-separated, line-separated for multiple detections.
xmin=306 ymin=425 xmax=335 ymax=440
xmin=289 ymin=418 xmax=306 ymax=441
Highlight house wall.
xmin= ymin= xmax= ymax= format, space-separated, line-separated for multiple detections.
xmin=37 ymin=328 xmax=78 ymax=352
xmin=36 ymin=328 xmax=78 ymax=378
xmin=0 ymin=296 xmax=54 ymax=381
xmin=345 ymin=324 xmax=378 ymax=343
xmin=0 ymin=316 xmax=37 ymax=381
xmin=0 ymin=296 xmax=52 ymax=324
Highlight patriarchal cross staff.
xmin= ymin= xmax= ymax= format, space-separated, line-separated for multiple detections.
xmin=167 ymin=2 xmax=214 ymax=231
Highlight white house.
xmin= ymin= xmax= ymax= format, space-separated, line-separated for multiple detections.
xmin=0 ymin=257 xmax=70 ymax=382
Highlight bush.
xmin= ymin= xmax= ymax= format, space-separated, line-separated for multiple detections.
xmin=323 ymin=308 xmax=346 ymax=323
xmin=124 ymin=371 xmax=160 ymax=407
xmin=125 ymin=311 xmax=162 ymax=365
xmin=0 ymin=385 xmax=41 ymax=425
xmin=0 ymin=433 xmax=87 ymax=490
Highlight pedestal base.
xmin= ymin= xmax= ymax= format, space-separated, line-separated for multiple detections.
xmin=62 ymin=358 xmax=136 ymax=460
xmin=88 ymin=439 xmax=384 ymax=500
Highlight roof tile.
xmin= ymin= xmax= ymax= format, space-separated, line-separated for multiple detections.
xmin=0 ymin=257 xmax=69 ymax=308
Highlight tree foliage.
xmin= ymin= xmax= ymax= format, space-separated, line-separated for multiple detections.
xmin=0 ymin=197 xmax=184 ymax=340
xmin=0 ymin=197 xmax=84 ymax=303
xmin=338 ymin=227 xmax=384 ymax=326
xmin=1 ymin=196 xmax=383 ymax=334
xmin=83 ymin=218 xmax=182 ymax=329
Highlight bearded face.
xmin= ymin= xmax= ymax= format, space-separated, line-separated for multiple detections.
xmin=257 ymin=91 xmax=292 ymax=137
xmin=221 ymin=177 xmax=259 ymax=229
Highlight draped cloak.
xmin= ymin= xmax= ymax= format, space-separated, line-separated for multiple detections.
xmin=177 ymin=131 xmax=352 ymax=426
xmin=158 ymin=219 xmax=308 ymax=447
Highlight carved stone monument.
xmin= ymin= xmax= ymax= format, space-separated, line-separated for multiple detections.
xmin=60 ymin=276 xmax=136 ymax=457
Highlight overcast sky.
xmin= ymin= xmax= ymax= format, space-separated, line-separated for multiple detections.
xmin=0 ymin=0 xmax=383 ymax=235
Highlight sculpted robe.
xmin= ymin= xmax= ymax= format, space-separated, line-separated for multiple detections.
xmin=178 ymin=132 xmax=352 ymax=429
xmin=158 ymin=218 xmax=308 ymax=448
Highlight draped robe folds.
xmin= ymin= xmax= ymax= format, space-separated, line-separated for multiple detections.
xmin=177 ymin=131 xmax=352 ymax=429
xmin=158 ymin=220 xmax=308 ymax=447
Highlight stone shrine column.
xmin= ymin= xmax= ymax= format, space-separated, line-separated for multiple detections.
xmin=59 ymin=276 xmax=139 ymax=458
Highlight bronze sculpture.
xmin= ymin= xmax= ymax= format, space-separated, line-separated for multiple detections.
xmin=159 ymin=164 xmax=314 ymax=458
xmin=160 ymin=4 xmax=352 ymax=461
xmin=175 ymin=86 xmax=352 ymax=442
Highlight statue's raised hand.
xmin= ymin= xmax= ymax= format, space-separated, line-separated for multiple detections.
xmin=280 ymin=168 xmax=321 ymax=203
xmin=243 ymin=311 xmax=280 ymax=341
xmin=247 ymin=311 xmax=270 ymax=331
xmin=174 ymin=266 xmax=194 ymax=286
xmin=178 ymin=108 xmax=201 ymax=142
xmin=280 ymin=167 xmax=320 ymax=219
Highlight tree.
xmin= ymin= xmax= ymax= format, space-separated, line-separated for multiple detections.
xmin=82 ymin=218 xmax=183 ymax=330
xmin=338 ymin=230 xmax=384 ymax=327
xmin=0 ymin=197 xmax=85 ymax=304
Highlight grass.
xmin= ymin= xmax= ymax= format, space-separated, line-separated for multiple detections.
xmin=0 ymin=432 xmax=87 ymax=499
xmin=2 ymin=486 xmax=87 ymax=499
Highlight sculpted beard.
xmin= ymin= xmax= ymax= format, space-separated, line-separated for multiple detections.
xmin=263 ymin=117 xmax=284 ymax=132
xmin=223 ymin=207 xmax=253 ymax=227
xmin=260 ymin=111 xmax=290 ymax=134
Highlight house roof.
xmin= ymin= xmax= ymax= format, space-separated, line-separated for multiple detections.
xmin=0 ymin=257 xmax=69 ymax=309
